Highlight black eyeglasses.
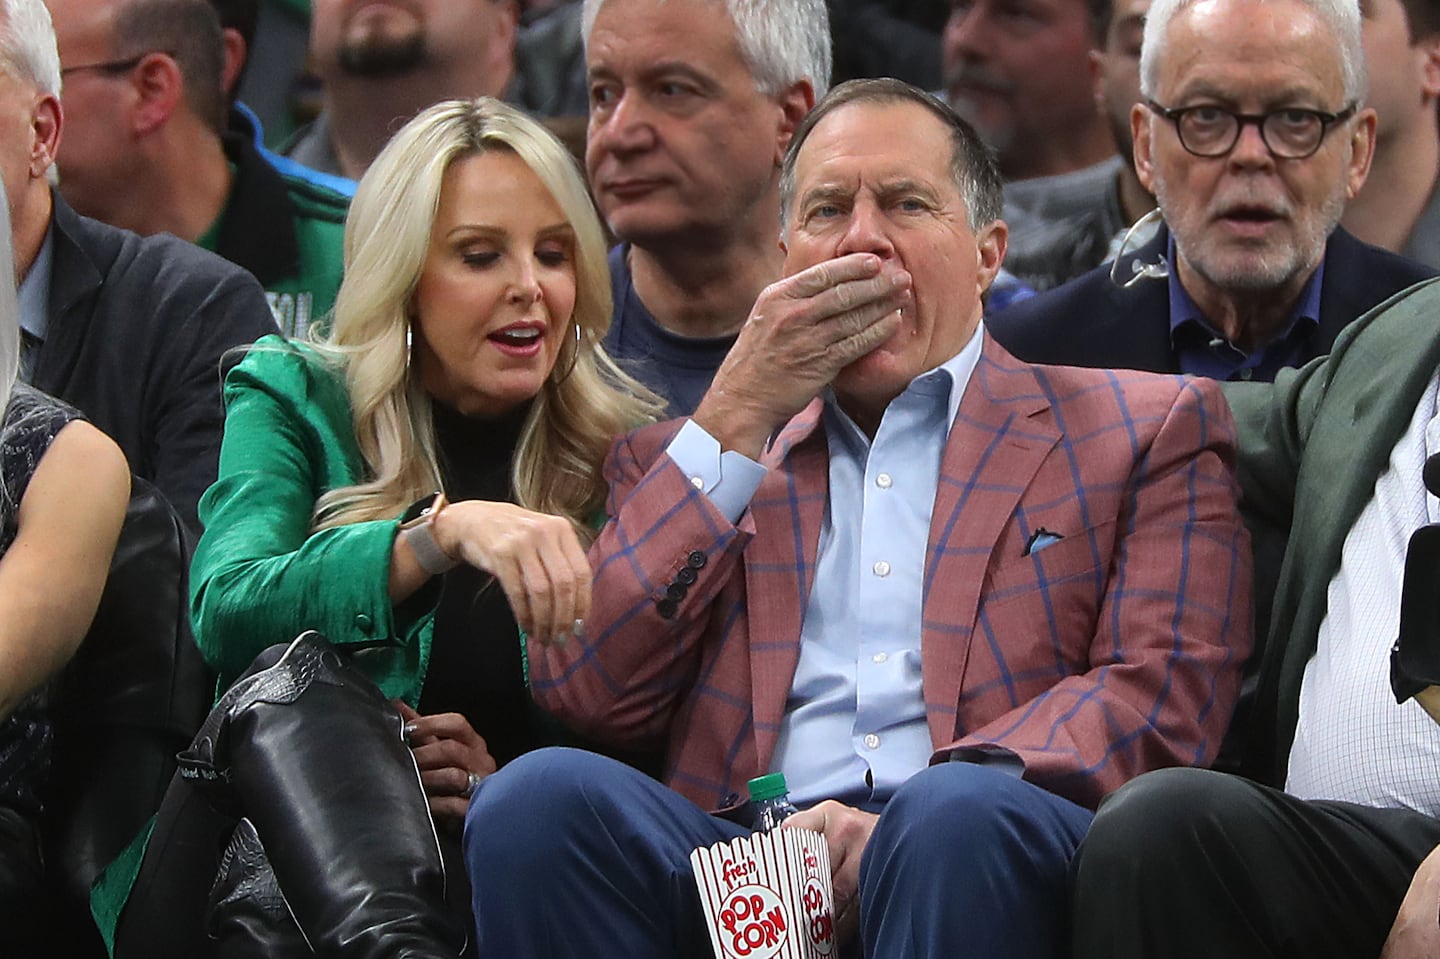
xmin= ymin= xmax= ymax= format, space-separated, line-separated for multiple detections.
xmin=60 ymin=52 xmax=168 ymax=78
xmin=1145 ymin=99 xmax=1358 ymax=159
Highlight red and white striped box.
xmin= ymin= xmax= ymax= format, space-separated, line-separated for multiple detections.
xmin=690 ymin=828 xmax=836 ymax=959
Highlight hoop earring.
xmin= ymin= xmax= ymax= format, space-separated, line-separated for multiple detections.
xmin=555 ymin=324 xmax=583 ymax=384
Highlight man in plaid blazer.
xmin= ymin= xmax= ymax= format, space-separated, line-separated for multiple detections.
xmin=464 ymin=79 xmax=1251 ymax=959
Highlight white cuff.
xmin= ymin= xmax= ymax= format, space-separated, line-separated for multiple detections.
xmin=665 ymin=419 xmax=768 ymax=523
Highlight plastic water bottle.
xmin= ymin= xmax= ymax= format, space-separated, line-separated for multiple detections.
xmin=748 ymin=772 xmax=799 ymax=832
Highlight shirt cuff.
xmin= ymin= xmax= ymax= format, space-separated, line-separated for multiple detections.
xmin=665 ymin=419 xmax=767 ymax=524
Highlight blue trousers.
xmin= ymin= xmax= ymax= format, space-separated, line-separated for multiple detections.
xmin=463 ymin=748 xmax=1092 ymax=958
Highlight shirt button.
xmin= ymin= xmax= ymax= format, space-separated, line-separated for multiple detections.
xmin=676 ymin=566 xmax=698 ymax=586
xmin=872 ymin=652 xmax=888 ymax=664
xmin=873 ymin=560 xmax=891 ymax=577
xmin=687 ymin=550 xmax=708 ymax=569
xmin=1239 ymin=368 xmax=1254 ymax=381
xmin=864 ymin=733 xmax=881 ymax=750
xmin=690 ymin=475 xmax=705 ymax=490
xmin=354 ymin=613 xmax=373 ymax=633
xmin=875 ymin=473 xmax=893 ymax=489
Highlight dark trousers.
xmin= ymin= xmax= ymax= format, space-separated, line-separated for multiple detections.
xmin=1071 ymin=766 xmax=1440 ymax=959
xmin=463 ymin=747 xmax=1092 ymax=959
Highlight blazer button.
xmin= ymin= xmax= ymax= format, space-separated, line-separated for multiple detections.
xmin=676 ymin=566 xmax=698 ymax=586
xmin=666 ymin=582 xmax=688 ymax=602
xmin=686 ymin=550 xmax=707 ymax=569
xmin=656 ymin=598 xmax=678 ymax=620
xmin=355 ymin=613 xmax=373 ymax=633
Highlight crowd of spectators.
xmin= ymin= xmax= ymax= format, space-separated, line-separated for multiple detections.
xmin=1 ymin=0 xmax=1439 ymax=956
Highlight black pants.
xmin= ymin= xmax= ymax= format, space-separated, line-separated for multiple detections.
xmin=1071 ymin=766 xmax=1440 ymax=959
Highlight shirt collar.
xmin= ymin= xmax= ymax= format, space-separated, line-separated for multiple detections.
xmin=17 ymin=220 xmax=54 ymax=344
xmin=823 ymin=322 xmax=985 ymax=443
xmin=1166 ymin=234 xmax=1324 ymax=347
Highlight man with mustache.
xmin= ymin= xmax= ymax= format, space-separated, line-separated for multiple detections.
xmin=286 ymin=0 xmax=587 ymax=180
xmin=943 ymin=0 xmax=1124 ymax=291
xmin=987 ymin=0 xmax=1433 ymax=384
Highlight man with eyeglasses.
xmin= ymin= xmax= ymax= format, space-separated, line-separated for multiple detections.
xmin=987 ymin=0 xmax=1433 ymax=385
xmin=0 ymin=0 xmax=275 ymax=534
xmin=43 ymin=0 xmax=349 ymax=339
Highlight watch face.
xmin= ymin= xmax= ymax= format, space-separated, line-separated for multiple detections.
xmin=401 ymin=491 xmax=444 ymax=527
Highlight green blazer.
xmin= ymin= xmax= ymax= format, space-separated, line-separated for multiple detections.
xmin=1226 ymin=276 xmax=1440 ymax=785
xmin=190 ymin=335 xmax=434 ymax=704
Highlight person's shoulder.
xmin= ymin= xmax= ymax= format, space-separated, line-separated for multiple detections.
xmin=1013 ymin=347 xmax=1212 ymax=422
xmin=1328 ymin=226 xmax=1438 ymax=285
xmin=64 ymin=204 xmax=260 ymax=290
xmin=279 ymin=169 xmax=352 ymax=228
xmin=230 ymin=335 xmax=335 ymax=387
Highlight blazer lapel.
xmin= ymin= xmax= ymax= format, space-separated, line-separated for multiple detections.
xmin=921 ymin=336 xmax=1060 ymax=746
xmin=747 ymin=400 xmax=829 ymax=770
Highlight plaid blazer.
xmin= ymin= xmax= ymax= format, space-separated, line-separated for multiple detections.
xmin=533 ymin=334 xmax=1252 ymax=811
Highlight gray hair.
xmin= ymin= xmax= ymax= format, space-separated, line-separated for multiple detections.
xmin=1140 ymin=0 xmax=1366 ymax=104
xmin=581 ymin=0 xmax=831 ymax=97
xmin=0 ymin=0 xmax=59 ymax=95
xmin=778 ymin=78 xmax=1004 ymax=234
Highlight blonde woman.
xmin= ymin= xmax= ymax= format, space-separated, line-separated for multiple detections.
xmin=109 ymin=98 xmax=660 ymax=958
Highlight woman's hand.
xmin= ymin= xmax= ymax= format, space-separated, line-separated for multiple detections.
xmin=395 ymin=701 xmax=497 ymax=831
xmin=430 ymin=499 xmax=591 ymax=646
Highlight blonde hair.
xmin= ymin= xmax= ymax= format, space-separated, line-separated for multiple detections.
xmin=310 ymin=98 xmax=661 ymax=539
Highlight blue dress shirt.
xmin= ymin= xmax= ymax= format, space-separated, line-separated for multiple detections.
xmin=667 ymin=327 xmax=984 ymax=807
xmin=1167 ymin=237 xmax=1323 ymax=382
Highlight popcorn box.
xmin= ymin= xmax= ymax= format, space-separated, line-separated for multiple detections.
xmin=690 ymin=827 xmax=837 ymax=959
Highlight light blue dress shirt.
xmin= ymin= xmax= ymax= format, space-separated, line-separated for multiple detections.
xmin=666 ymin=326 xmax=984 ymax=808
xmin=16 ymin=224 xmax=54 ymax=383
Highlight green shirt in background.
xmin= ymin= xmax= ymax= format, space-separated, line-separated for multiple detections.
xmin=198 ymin=111 xmax=348 ymax=339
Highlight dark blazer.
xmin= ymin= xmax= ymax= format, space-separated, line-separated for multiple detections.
xmin=986 ymin=225 xmax=1436 ymax=375
xmin=30 ymin=195 xmax=278 ymax=530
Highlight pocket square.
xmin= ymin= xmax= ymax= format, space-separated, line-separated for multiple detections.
xmin=1024 ymin=528 xmax=1064 ymax=556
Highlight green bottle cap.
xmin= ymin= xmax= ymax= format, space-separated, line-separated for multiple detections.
xmin=747 ymin=772 xmax=789 ymax=803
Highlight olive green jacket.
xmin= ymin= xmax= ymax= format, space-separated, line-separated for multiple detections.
xmin=1226 ymin=276 xmax=1440 ymax=785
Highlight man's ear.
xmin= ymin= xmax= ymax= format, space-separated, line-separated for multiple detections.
xmin=1131 ymin=101 xmax=1156 ymax=194
xmin=1089 ymin=48 xmax=1106 ymax=116
xmin=29 ymin=92 xmax=62 ymax=180
xmin=1420 ymin=32 xmax=1440 ymax=102
xmin=220 ymin=26 xmax=247 ymax=98
xmin=773 ymin=79 xmax=814 ymax=165
xmin=128 ymin=52 xmax=184 ymax=136
xmin=1343 ymin=107 xmax=1378 ymax=200
xmin=975 ymin=218 xmax=1007 ymax=296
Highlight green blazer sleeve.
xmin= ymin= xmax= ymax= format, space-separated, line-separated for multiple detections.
xmin=190 ymin=336 xmax=429 ymax=703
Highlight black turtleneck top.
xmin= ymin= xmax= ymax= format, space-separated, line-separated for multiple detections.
xmin=416 ymin=399 xmax=543 ymax=768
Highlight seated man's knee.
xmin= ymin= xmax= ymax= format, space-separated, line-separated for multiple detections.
xmin=464 ymin=747 xmax=637 ymax=860
xmin=881 ymin=762 xmax=1058 ymax=850
xmin=1081 ymin=766 xmax=1251 ymax=869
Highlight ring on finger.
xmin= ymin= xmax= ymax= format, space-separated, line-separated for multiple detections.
xmin=463 ymin=770 xmax=484 ymax=799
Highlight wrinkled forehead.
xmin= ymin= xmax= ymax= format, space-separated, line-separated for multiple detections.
xmin=1155 ymin=0 xmax=1348 ymax=103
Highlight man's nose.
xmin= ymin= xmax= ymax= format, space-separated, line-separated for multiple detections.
xmin=943 ymin=4 xmax=991 ymax=63
xmin=1228 ymin=119 xmax=1277 ymax=170
xmin=835 ymin=203 xmax=895 ymax=258
xmin=591 ymin=91 xmax=657 ymax=156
